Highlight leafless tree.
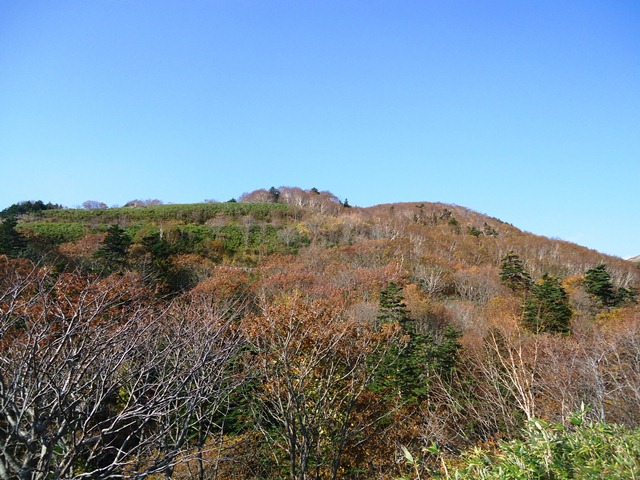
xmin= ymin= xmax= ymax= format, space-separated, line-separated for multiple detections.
xmin=123 ymin=199 xmax=163 ymax=208
xmin=412 ymin=264 xmax=448 ymax=296
xmin=453 ymin=266 xmax=501 ymax=303
xmin=0 ymin=269 xmax=245 ymax=480
xmin=82 ymin=200 xmax=108 ymax=210
xmin=237 ymin=189 xmax=272 ymax=203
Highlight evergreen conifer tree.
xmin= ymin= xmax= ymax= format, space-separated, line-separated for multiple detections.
xmin=500 ymin=252 xmax=532 ymax=293
xmin=377 ymin=281 xmax=410 ymax=326
xmin=430 ymin=326 xmax=462 ymax=380
xmin=372 ymin=282 xmax=462 ymax=403
xmin=522 ymin=274 xmax=572 ymax=334
xmin=584 ymin=264 xmax=617 ymax=307
xmin=94 ymin=224 xmax=131 ymax=272
xmin=268 ymin=186 xmax=280 ymax=202
xmin=0 ymin=216 xmax=27 ymax=257
xmin=372 ymin=282 xmax=424 ymax=402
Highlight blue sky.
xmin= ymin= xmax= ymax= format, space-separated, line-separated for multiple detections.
xmin=1 ymin=1 xmax=639 ymax=258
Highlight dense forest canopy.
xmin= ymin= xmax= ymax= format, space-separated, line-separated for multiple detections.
xmin=1 ymin=187 xmax=639 ymax=479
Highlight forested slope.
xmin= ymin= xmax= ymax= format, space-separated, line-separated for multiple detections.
xmin=1 ymin=188 xmax=639 ymax=479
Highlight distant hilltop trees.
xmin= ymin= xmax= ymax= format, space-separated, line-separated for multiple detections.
xmin=0 ymin=200 xmax=63 ymax=219
xmin=124 ymin=198 xmax=164 ymax=207
xmin=1 ymin=186 xmax=351 ymax=216
xmin=239 ymin=186 xmax=350 ymax=213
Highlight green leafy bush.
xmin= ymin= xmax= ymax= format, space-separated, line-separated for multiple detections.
xmin=447 ymin=414 xmax=640 ymax=479
xmin=37 ymin=202 xmax=294 ymax=223
xmin=21 ymin=222 xmax=87 ymax=244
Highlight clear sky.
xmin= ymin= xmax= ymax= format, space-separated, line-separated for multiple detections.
xmin=1 ymin=1 xmax=639 ymax=258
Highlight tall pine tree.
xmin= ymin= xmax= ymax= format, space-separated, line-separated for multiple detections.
xmin=584 ymin=264 xmax=617 ymax=307
xmin=522 ymin=274 xmax=572 ymax=334
xmin=377 ymin=281 xmax=410 ymax=326
xmin=0 ymin=217 xmax=27 ymax=257
xmin=372 ymin=282 xmax=461 ymax=403
xmin=500 ymin=251 xmax=532 ymax=293
xmin=94 ymin=224 xmax=131 ymax=272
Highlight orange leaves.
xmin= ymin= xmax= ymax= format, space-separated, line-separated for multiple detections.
xmin=47 ymin=270 xmax=148 ymax=320
xmin=192 ymin=266 xmax=250 ymax=300
xmin=0 ymin=264 xmax=151 ymax=342
xmin=58 ymin=233 xmax=105 ymax=260
xmin=240 ymin=289 xmax=401 ymax=478
xmin=242 ymin=292 xmax=349 ymax=351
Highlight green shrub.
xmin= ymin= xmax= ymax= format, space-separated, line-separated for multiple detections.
xmin=446 ymin=413 xmax=640 ymax=479
xmin=37 ymin=202 xmax=294 ymax=224
xmin=20 ymin=222 xmax=87 ymax=244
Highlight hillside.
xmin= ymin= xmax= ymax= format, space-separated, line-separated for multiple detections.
xmin=1 ymin=188 xmax=639 ymax=479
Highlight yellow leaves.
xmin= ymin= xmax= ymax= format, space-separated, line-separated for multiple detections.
xmin=484 ymin=295 xmax=522 ymax=330
xmin=562 ymin=274 xmax=583 ymax=295
xmin=594 ymin=308 xmax=626 ymax=326
xmin=594 ymin=304 xmax=639 ymax=334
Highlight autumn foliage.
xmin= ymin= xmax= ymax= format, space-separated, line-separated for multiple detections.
xmin=1 ymin=189 xmax=639 ymax=479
